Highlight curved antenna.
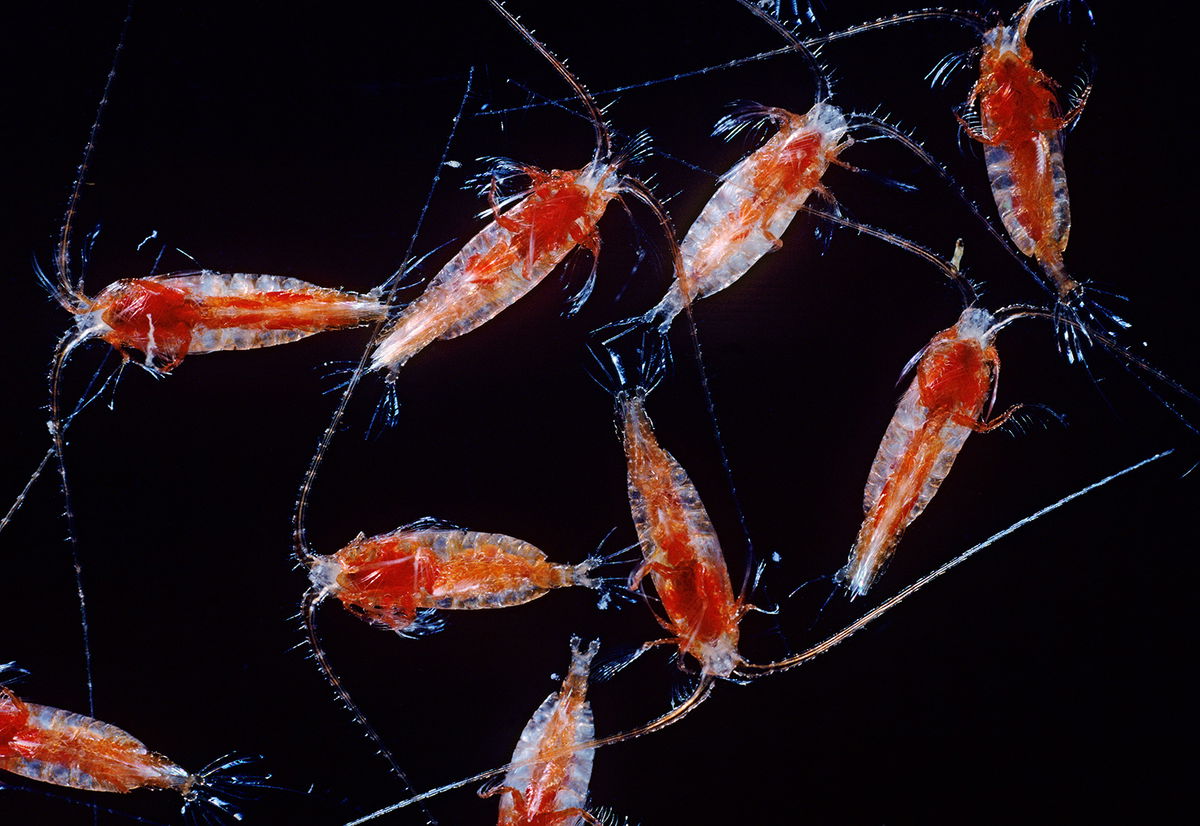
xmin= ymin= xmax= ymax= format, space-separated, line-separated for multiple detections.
xmin=56 ymin=4 xmax=133 ymax=310
xmin=804 ymin=7 xmax=987 ymax=46
xmin=300 ymin=591 xmax=438 ymax=826
xmin=734 ymin=0 xmax=830 ymax=103
xmin=477 ymin=9 xmax=987 ymax=121
xmin=796 ymin=203 xmax=977 ymax=307
xmin=292 ymin=68 xmax=474 ymax=566
xmin=736 ymin=449 xmax=1173 ymax=676
xmin=488 ymin=0 xmax=611 ymax=163
xmin=1017 ymin=0 xmax=1066 ymax=40
xmin=343 ymin=675 xmax=717 ymax=826
xmin=47 ymin=328 xmax=100 ymax=716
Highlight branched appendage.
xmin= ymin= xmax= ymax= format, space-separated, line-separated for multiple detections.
xmin=992 ymin=304 xmax=1200 ymax=436
xmin=1053 ymin=282 xmax=1130 ymax=367
xmin=180 ymin=755 xmax=272 ymax=824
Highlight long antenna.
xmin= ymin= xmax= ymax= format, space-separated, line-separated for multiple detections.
xmin=300 ymin=593 xmax=438 ymax=826
xmin=488 ymin=0 xmax=611 ymax=163
xmin=796 ymin=203 xmax=977 ymax=305
xmin=55 ymin=3 xmax=133 ymax=309
xmin=734 ymin=0 xmax=830 ymax=102
xmin=803 ymin=7 xmax=987 ymax=46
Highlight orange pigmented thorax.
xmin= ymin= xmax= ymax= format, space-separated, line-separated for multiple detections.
xmin=753 ymin=120 xmax=823 ymax=199
xmin=323 ymin=536 xmax=434 ymax=627
xmin=469 ymin=164 xmax=612 ymax=285
xmin=917 ymin=337 xmax=989 ymax=414
xmin=94 ymin=279 xmax=199 ymax=370
xmin=978 ymin=32 xmax=1058 ymax=145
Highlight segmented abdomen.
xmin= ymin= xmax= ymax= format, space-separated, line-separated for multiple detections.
xmin=0 ymin=702 xmax=187 ymax=794
xmin=501 ymin=641 xmax=597 ymax=826
xmin=843 ymin=393 xmax=973 ymax=597
xmin=160 ymin=271 xmax=387 ymax=353
xmin=983 ymin=128 xmax=1070 ymax=266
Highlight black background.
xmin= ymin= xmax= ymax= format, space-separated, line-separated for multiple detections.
xmin=2 ymin=1 xmax=1194 ymax=823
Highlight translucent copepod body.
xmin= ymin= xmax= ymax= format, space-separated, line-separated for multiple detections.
xmin=840 ymin=307 xmax=1000 ymax=597
xmin=618 ymin=391 xmax=742 ymax=678
xmin=970 ymin=1 xmax=1074 ymax=296
xmin=0 ymin=686 xmax=247 ymax=815
xmin=308 ymin=525 xmax=601 ymax=633
xmin=490 ymin=638 xmax=601 ymax=826
xmin=648 ymin=102 xmax=850 ymax=327
xmin=72 ymin=271 xmax=389 ymax=373
xmin=369 ymin=160 xmax=622 ymax=374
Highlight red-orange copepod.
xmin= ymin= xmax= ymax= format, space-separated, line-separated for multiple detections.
xmin=304 ymin=519 xmax=614 ymax=637
xmin=617 ymin=379 xmax=745 ymax=683
xmin=840 ymin=305 xmax=1028 ymax=597
xmin=479 ymin=638 xmax=604 ymax=826
xmin=1 ymin=681 xmax=261 ymax=819
xmin=958 ymin=0 xmax=1106 ymax=361
xmin=368 ymin=0 xmax=675 ymax=377
xmin=593 ymin=1 xmax=844 ymax=333
xmin=51 ymin=270 xmax=389 ymax=377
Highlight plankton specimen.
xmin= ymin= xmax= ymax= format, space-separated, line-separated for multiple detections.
xmin=952 ymin=0 xmax=1108 ymax=360
xmin=26 ymin=4 xmax=396 ymax=731
xmin=633 ymin=1 xmax=850 ymax=331
xmin=1 ymin=678 xmax=264 ymax=820
xmin=840 ymin=305 xmax=1021 ymax=596
xmin=479 ymin=638 xmax=604 ymax=826
xmin=303 ymin=518 xmax=618 ymax=637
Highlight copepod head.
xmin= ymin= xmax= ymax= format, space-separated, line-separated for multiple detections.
xmin=982 ymin=24 xmax=1032 ymax=65
xmin=88 ymin=279 xmax=195 ymax=372
xmin=578 ymin=159 xmax=623 ymax=202
xmin=806 ymin=101 xmax=849 ymax=142
xmin=956 ymin=306 xmax=999 ymax=346
xmin=698 ymin=633 xmax=742 ymax=681
xmin=307 ymin=554 xmax=344 ymax=598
